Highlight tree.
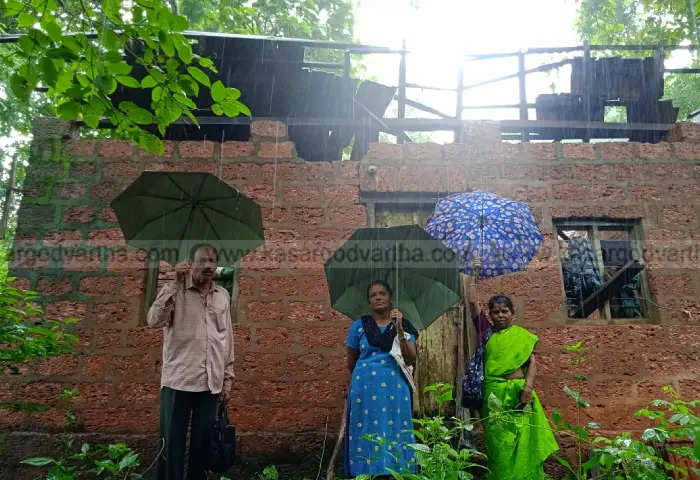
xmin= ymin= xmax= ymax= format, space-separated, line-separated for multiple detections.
xmin=574 ymin=0 xmax=700 ymax=120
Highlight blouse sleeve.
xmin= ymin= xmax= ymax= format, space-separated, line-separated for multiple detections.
xmin=347 ymin=319 xmax=361 ymax=349
xmin=407 ymin=331 xmax=416 ymax=343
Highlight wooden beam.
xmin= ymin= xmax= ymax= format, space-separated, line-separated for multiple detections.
xmin=573 ymin=260 xmax=645 ymax=319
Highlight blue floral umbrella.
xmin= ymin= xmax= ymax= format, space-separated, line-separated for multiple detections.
xmin=425 ymin=190 xmax=543 ymax=277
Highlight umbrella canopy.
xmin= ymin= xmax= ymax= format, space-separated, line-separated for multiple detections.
xmin=425 ymin=190 xmax=543 ymax=277
xmin=324 ymin=225 xmax=461 ymax=330
xmin=111 ymin=171 xmax=264 ymax=265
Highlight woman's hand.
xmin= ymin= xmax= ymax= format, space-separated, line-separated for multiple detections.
xmin=520 ymin=385 xmax=533 ymax=406
xmin=391 ymin=308 xmax=404 ymax=333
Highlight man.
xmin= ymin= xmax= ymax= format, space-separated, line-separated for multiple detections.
xmin=147 ymin=243 xmax=234 ymax=480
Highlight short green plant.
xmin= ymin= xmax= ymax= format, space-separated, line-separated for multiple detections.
xmin=361 ymin=383 xmax=485 ymax=480
xmin=22 ymin=441 xmax=142 ymax=479
xmin=58 ymin=387 xmax=80 ymax=428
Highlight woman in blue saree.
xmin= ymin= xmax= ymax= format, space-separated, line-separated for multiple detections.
xmin=345 ymin=280 xmax=418 ymax=478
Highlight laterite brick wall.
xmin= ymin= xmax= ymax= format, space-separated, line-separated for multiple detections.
xmin=2 ymin=119 xmax=698 ymax=477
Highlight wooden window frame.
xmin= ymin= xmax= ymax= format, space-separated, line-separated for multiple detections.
xmin=554 ymin=217 xmax=653 ymax=323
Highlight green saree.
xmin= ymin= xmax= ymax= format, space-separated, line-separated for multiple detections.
xmin=480 ymin=325 xmax=559 ymax=480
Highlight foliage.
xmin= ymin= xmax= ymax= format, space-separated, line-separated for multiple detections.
xmin=0 ymin=277 xmax=78 ymax=378
xmin=574 ymin=0 xmax=700 ymax=120
xmin=552 ymin=341 xmax=699 ymax=479
xmin=23 ymin=441 xmax=142 ymax=479
xmin=359 ymin=383 xmax=485 ymax=480
xmin=0 ymin=0 xmax=252 ymax=155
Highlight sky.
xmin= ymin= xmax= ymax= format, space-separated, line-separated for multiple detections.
xmin=351 ymin=0 xmax=691 ymax=141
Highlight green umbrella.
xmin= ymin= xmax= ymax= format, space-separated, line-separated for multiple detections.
xmin=111 ymin=171 xmax=264 ymax=265
xmin=324 ymin=225 xmax=461 ymax=330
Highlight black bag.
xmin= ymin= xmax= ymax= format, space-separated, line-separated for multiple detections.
xmin=205 ymin=402 xmax=236 ymax=473
xmin=461 ymin=329 xmax=492 ymax=410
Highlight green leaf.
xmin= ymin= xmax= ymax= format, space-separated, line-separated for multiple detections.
xmin=4 ymin=0 xmax=24 ymax=15
xmin=187 ymin=66 xmax=210 ymax=87
xmin=586 ymin=422 xmax=601 ymax=429
xmin=220 ymin=101 xmax=239 ymax=117
xmin=106 ymin=61 xmax=131 ymax=75
xmin=95 ymin=75 xmax=118 ymax=94
xmin=119 ymin=101 xmax=153 ymax=125
xmin=174 ymin=37 xmax=193 ymax=64
xmin=171 ymin=14 xmax=188 ymax=31
xmin=18 ymin=13 xmax=36 ymax=28
xmin=563 ymin=386 xmax=589 ymax=408
xmin=237 ymin=102 xmax=251 ymax=117
xmin=173 ymin=93 xmax=196 ymax=109
xmin=141 ymin=76 xmax=157 ymax=88
xmin=116 ymin=76 xmax=140 ymax=88
xmin=152 ymin=86 xmax=163 ymax=102
xmin=551 ymin=408 xmax=563 ymax=425
xmin=40 ymin=57 xmax=58 ymax=86
xmin=57 ymin=101 xmax=81 ymax=121
xmin=211 ymin=80 xmax=226 ymax=102
xmin=43 ymin=20 xmax=62 ymax=43
xmin=138 ymin=132 xmax=164 ymax=155
xmin=21 ymin=457 xmax=54 ymax=466
xmin=159 ymin=31 xmax=175 ymax=57
xmin=225 ymin=87 xmax=241 ymax=100
xmin=102 ymin=30 xmax=120 ymax=50
xmin=149 ymin=68 xmax=166 ymax=83
xmin=552 ymin=454 xmax=573 ymax=472
xmin=211 ymin=103 xmax=223 ymax=116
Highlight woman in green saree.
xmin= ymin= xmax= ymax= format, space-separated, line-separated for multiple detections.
xmin=480 ymin=295 xmax=559 ymax=480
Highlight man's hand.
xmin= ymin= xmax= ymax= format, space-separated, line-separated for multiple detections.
xmin=174 ymin=262 xmax=191 ymax=286
xmin=220 ymin=381 xmax=232 ymax=403
xmin=520 ymin=385 xmax=532 ymax=406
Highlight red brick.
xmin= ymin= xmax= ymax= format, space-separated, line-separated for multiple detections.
xmin=360 ymin=165 xmax=398 ymax=191
xmin=37 ymin=277 xmax=72 ymax=296
xmin=11 ymin=249 xmax=50 ymax=270
xmin=403 ymin=142 xmax=442 ymax=161
xmin=121 ymin=274 xmax=145 ymax=296
xmin=66 ymin=139 xmax=96 ymax=156
xmin=624 ymin=184 xmax=663 ymax=202
xmin=71 ymin=161 xmax=97 ymax=177
xmin=79 ymin=275 xmax=121 ymax=296
xmin=263 ymin=206 xmax=325 ymax=226
xmin=395 ymin=165 xmax=449 ymax=191
xmin=135 ymin=140 xmax=176 ymax=159
xmin=647 ymin=271 xmax=694 ymax=296
xmin=524 ymin=143 xmax=557 ymax=161
xmin=45 ymin=300 xmax=86 ymax=321
xmin=124 ymin=327 xmax=162 ymax=349
xmin=667 ymin=183 xmax=700 ymax=203
xmin=238 ymin=274 xmax=258 ymax=298
xmin=91 ymin=182 xmax=121 ymax=202
xmin=281 ymin=185 xmax=322 ymax=205
xmin=9 ymin=276 xmax=31 ymax=290
xmin=17 ymin=205 xmax=55 ymax=228
xmin=253 ymin=327 xmax=295 ymax=350
xmin=241 ymin=183 xmax=276 ymax=205
xmin=297 ymin=274 xmax=329 ymax=300
xmin=366 ymin=142 xmax=401 ymax=161
xmin=101 ymin=159 xmax=144 ymax=181
xmin=178 ymin=140 xmax=215 ymax=159
xmin=562 ymin=143 xmax=596 ymax=160
xmin=87 ymin=228 xmax=125 ymax=247
xmin=491 ymin=185 xmax=549 ymax=204
xmin=674 ymin=142 xmax=700 ymax=160
xmin=221 ymin=141 xmax=255 ymax=158
xmin=251 ymin=120 xmax=288 ymax=138
xmin=327 ymin=205 xmax=367 ymax=228
xmin=324 ymin=185 xmax=359 ymax=205
xmin=63 ymin=251 xmax=101 ymax=271
xmin=98 ymin=141 xmax=133 ymax=158
xmin=501 ymin=165 xmax=545 ymax=182
xmin=44 ymin=230 xmax=82 ymax=247
xmin=63 ymin=206 xmax=94 ymax=223
xmin=35 ymin=355 xmax=80 ymax=377
xmin=552 ymin=183 xmax=587 ymax=201
xmin=114 ymin=383 xmax=159 ymax=406
xmin=658 ymin=206 xmax=697 ymax=226
xmin=260 ymin=276 xmax=299 ymax=297
xmin=551 ymin=203 xmax=645 ymax=219
xmin=144 ymin=160 xmax=218 ymax=174
xmin=299 ymin=327 xmax=345 ymax=348
xmin=91 ymin=328 xmax=124 ymax=349
xmin=242 ymin=300 xmax=284 ymax=324
xmin=91 ymin=300 xmax=138 ymax=327
xmin=639 ymin=142 xmax=672 ymax=159
xmin=646 ymin=229 xmax=689 ymax=241
xmin=333 ymin=161 xmax=360 ymax=182
xmin=221 ymin=162 xmax=262 ymax=181
xmin=597 ymin=142 xmax=637 ymax=160
xmin=257 ymin=141 xmax=296 ymax=159
xmin=260 ymin=163 xmax=298 ymax=183
xmin=75 ymin=383 xmax=115 ymax=407
xmin=101 ymin=206 xmax=118 ymax=222
xmin=568 ymin=164 xmax=615 ymax=182
xmin=55 ymin=183 xmax=87 ymax=199
xmin=667 ymin=123 xmax=700 ymax=143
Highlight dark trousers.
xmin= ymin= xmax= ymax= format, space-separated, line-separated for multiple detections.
xmin=158 ymin=387 xmax=218 ymax=480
